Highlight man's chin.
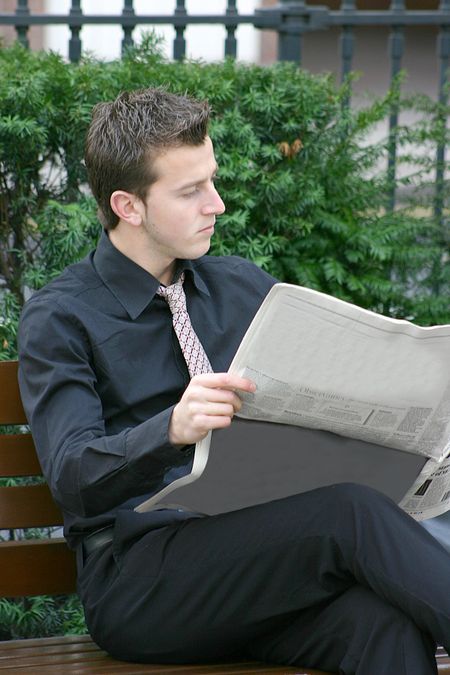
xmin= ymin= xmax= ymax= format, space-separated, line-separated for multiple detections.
xmin=189 ymin=239 xmax=212 ymax=260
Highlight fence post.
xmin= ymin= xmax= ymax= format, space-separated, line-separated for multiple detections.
xmin=431 ymin=0 xmax=450 ymax=295
xmin=174 ymin=0 xmax=187 ymax=60
xmin=277 ymin=0 xmax=306 ymax=63
xmin=121 ymin=0 xmax=136 ymax=55
xmin=225 ymin=0 xmax=238 ymax=58
xmin=68 ymin=0 xmax=82 ymax=63
xmin=387 ymin=0 xmax=405 ymax=211
xmin=15 ymin=0 xmax=29 ymax=50
xmin=434 ymin=0 xmax=450 ymax=228
xmin=340 ymin=0 xmax=356 ymax=107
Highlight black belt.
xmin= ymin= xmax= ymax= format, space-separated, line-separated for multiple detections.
xmin=81 ymin=507 xmax=204 ymax=561
xmin=82 ymin=525 xmax=114 ymax=559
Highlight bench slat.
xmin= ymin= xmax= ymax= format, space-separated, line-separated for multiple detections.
xmin=0 ymin=434 xmax=42 ymax=476
xmin=0 ymin=636 xmax=327 ymax=673
xmin=0 ymin=361 xmax=26 ymax=424
xmin=0 ymin=634 xmax=94 ymax=650
xmin=0 ymin=663 xmax=324 ymax=674
xmin=0 ymin=484 xmax=64 ymax=529
xmin=0 ymin=539 xmax=76 ymax=597
xmin=0 ymin=634 xmax=99 ymax=655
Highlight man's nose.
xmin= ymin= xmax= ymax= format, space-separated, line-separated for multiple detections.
xmin=203 ymin=186 xmax=226 ymax=215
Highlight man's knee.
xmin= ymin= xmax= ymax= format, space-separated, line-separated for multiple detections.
xmin=311 ymin=482 xmax=410 ymax=548
xmin=319 ymin=482 xmax=395 ymax=515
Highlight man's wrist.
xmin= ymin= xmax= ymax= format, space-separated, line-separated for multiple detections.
xmin=168 ymin=404 xmax=183 ymax=447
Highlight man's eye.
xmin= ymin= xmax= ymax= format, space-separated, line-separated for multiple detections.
xmin=181 ymin=188 xmax=199 ymax=198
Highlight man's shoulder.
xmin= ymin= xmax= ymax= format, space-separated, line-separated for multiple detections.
xmin=22 ymin=253 xmax=101 ymax=315
xmin=30 ymin=253 xmax=99 ymax=297
xmin=193 ymin=254 xmax=257 ymax=271
xmin=192 ymin=254 xmax=277 ymax=292
xmin=193 ymin=254 xmax=275 ymax=280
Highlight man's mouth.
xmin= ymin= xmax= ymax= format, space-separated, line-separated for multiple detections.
xmin=199 ymin=222 xmax=215 ymax=233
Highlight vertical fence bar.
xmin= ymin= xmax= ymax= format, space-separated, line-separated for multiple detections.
xmin=69 ymin=0 xmax=82 ymax=63
xmin=225 ymin=0 xmax=238 ymax=58
xmin=174 ymin=0 xmax=187 ymax=60
xmin=431 ymin=1 xmax=450 ymax=295
xmin=340 ymin=0 xmax=356 ymax=108
xmin=340 ymin=26 xmax=354 ymax=84
xmin=121 ymin=0 xmax=135 ymax=54
xmin=387 ymin=0 xmax=405 ymax=210
xmin=15 ymin=0 xmax=29 ymax=49
xmin=434 ymin=1 xmax=450 ymax=227
xmin=278 ymin=0 xmax=305 ymax=63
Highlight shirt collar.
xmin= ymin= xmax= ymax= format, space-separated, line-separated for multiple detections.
xmin=93 ymin=230 xmax=210 ymax=320
xmin=178 ymin=258 xmax=210 ymax=297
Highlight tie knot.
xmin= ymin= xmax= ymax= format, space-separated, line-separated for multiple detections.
xmin=158 ymin=272 xmax=186 ymax=315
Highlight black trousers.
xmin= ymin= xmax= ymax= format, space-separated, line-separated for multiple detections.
xmin=77 ymin=484 xmax=450 ymax=674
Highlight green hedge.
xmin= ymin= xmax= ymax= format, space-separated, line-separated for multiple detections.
xmin=0 ymin=594 xmax=87 ymax=640
xmin=0 ymin=34 xmax=449 ymax=364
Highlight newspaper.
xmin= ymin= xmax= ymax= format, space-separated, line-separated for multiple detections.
xmin=399 ymin=456 xmax=450 ymax=519
xmin=136 ymin=283 xmax=450 ymax=519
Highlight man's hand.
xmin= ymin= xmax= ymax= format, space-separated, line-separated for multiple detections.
xmin=168 ymin=373 xmax=256 ymax=447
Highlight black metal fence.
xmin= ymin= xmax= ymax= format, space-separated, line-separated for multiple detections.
xmin=0 ymin=0 xmax=449 ymax=217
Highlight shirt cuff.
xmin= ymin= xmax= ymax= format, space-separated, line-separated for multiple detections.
xmin=125 ymin=405 xmax=193 ymax=481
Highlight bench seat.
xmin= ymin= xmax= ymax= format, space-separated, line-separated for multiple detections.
xmin=0 ymin=634 xmax=329 ymax=674
xmin=0 ymin=635 xmax=449 ymax=674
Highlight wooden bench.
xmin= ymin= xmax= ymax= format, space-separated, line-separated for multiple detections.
xmin=0 ymin=359 xmax=449 ymax=674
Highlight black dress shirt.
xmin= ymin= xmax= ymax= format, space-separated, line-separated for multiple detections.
xmin=18 ymin=231 xmax=276 ymax=548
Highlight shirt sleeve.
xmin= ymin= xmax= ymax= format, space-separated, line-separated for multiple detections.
xmin=18 ymin=297 xmax=190 ymax=518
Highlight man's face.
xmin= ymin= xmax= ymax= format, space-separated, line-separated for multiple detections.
xmin=140 ymin=136 xmax=225 ymax=264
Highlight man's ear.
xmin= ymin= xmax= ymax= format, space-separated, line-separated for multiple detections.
xmin=110 ymin=190 xmax=143 ymax=227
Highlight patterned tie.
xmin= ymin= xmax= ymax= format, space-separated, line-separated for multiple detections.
xmin=157 ymin=272 xmax=213 ymax=378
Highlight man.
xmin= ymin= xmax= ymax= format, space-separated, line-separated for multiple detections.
xmin=18 ymin=88 xmax=450 ymax=674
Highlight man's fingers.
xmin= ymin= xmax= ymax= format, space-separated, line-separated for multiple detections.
xmin=198 ymin=388 xmax=243 ymax=409
xmin=202 ymin=402 xmax=237 ymax=417
xmin=195 ymin=414 xmax=233 ymax=431
xmin=169 ymin=373 xmax=253 ymax=446
xmin=191 ymin=372 xmax=256 ymax=393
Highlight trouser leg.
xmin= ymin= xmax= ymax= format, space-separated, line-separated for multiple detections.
xmin=246 ymin=585 xmax=438 ymax=675
xmin=310 ymin=484 xmax=450 ymax=653
xmin=79 ymin=484 xmax=450 ymax=666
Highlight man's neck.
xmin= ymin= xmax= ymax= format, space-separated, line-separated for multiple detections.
xmin=108 ymin=227 xmax=175 ymax=286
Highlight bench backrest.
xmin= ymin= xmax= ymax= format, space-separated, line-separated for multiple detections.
xmin=0 ymin=360 xmax=77 ymax=598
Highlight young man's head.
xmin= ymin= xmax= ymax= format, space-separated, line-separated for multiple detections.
xmin=85 ymin=87 xmax=225 ymax=277
xmin=85 ymin=87 xmax=212 ymax=230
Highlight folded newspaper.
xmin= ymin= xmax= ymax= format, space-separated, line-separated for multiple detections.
xmin=136 ymin=283 xmax=450 ymax=520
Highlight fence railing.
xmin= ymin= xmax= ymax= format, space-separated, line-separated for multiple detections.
xmin=0 ymin=0 xmax=449 ymax=218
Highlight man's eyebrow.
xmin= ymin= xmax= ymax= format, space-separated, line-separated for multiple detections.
xmin=175 ymin=165 xmax=219 ymax=192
